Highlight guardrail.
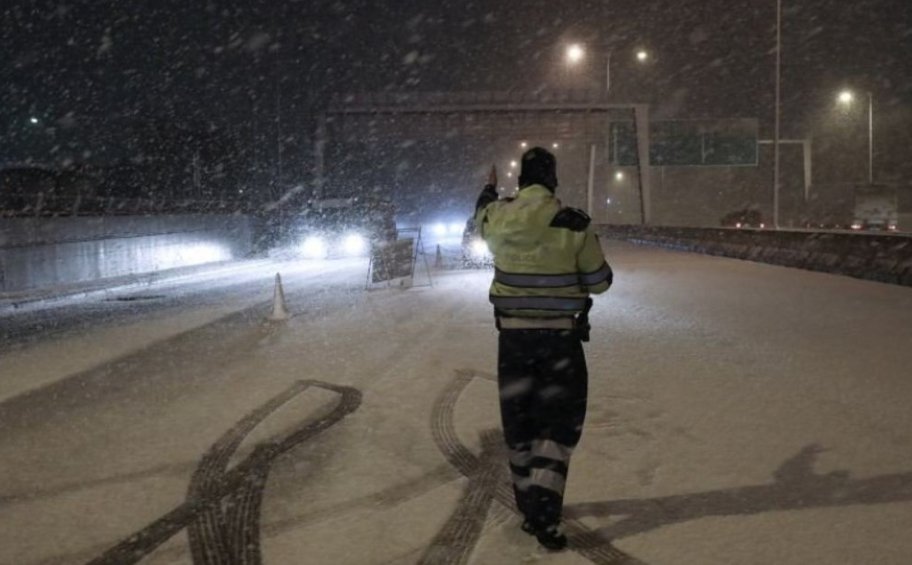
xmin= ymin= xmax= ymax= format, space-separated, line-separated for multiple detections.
xmin=0 ymin=194 xmax=256 ymax=218
xmin=599 ymin=224 xmax=912 ymax=287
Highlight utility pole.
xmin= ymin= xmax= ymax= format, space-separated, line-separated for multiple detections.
xmin=867 ymin=91 xmax=874 ymax=185
xmin=773 ymin=0 xmax=782 ymax=229
xmin=275 ymin=48 xmax=283 ymax=192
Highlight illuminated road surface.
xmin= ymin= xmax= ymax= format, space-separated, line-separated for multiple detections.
xmin=1 ymin=242 xmax=911 ymax=565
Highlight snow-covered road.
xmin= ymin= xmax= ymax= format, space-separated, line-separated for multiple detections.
xmin=1 ymin=242 xmax=911 ymax=565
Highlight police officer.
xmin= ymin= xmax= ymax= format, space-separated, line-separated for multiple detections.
xmin=474 ymin=147 xmax=612 ymax=550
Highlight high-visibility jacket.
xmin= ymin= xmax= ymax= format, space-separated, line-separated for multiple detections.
xmin=475 ymin=184 xmax=612 ymax=319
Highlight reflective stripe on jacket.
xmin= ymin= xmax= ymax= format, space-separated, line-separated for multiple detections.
xmin=475 ymin=184 xmax=611 ymax=318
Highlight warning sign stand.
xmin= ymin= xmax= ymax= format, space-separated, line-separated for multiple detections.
xmin=366 ymin=227 xmax=432 ymax=289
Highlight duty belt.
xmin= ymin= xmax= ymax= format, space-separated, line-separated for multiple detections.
xmin=496 ymin=316 xmax=576 ymax=330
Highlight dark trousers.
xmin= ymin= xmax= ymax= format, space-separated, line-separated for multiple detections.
xmin=497 ymin=329 xmax=588 ymax=528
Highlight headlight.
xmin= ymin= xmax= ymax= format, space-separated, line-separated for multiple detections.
xmin=470 ymin=238 xmax=490 ymax=257
xmin=301 ymin=236 xmax=328 ymax=259
xmin=432 ymin=223 xmax=448 ymax=236
xmin=341 ymin=233 xmax=367 ymax=256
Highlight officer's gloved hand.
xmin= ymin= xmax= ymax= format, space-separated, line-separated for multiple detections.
xmin=475 ymin=165 xmax=499 ymax=211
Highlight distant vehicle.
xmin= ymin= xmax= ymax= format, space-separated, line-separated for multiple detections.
xmin=461 ymin=217 xmax=493 ymax=267
xmin=721 ymin=208 xmax=765 ymax=229
xmin=295 ymin=197 xmax=397 ymax=259
xmin=851 ymin=184 xmax=898 ymax=231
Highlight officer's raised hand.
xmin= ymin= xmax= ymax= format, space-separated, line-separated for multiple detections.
xmin=476 ymin=164 xmax=499 ymax=211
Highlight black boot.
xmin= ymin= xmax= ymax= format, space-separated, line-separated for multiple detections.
xmin=536 ymin=525 xmax=568 ymax=551
xmin=525 ymin=523 xmax=567 ymax=551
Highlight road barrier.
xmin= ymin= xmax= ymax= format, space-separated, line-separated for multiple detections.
xmin=599 ymin=225 xmax=912 ymax=287
xmin=0 ymin=214 xmax=254 ymax=292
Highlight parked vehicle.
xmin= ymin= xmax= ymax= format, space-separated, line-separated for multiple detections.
xmin=851 ymin=184 xmax=898 ymax=231
xmin=721 ymin=208 xmax=765 ymax=229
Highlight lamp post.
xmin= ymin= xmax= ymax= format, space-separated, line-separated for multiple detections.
xmin=837 ymin=89 xmax=874 ymax=185
xmin=564 ymin=43 xmax=649 ymax=94
xmin=564 ymin=43 xmax=651 ymax=221
xmin=773 ymin=0 xmax=782 ymax=229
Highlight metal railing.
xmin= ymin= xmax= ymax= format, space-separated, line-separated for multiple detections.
xmin=327 ymin=89 xmax=645 ymax=114
xmin=0 ymin=193 xmax=256 ymax=218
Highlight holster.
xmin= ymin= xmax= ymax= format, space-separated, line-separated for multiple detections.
xmin=576 ymin=297 xmax=593 ymax=342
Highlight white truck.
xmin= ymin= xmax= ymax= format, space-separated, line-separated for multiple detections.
xmin=295 ymin=196 xmax=397 ymax=259
xmin=852 ymin=184 xmax=898 ymax=231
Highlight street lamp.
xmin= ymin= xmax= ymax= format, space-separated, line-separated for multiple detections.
xmin=29 ymin=117 xmax=39 ymax=125
xmin=566 ymin=44 xmax=585 ymax=64
xmin=837 ymin=89 xmax=874 ymax=185
xmin=564 ymin=43 xmax=650 ymax=94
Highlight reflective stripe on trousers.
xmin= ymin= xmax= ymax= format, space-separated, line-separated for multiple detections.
xmin=509 ymin=440 xmax=574 ymax=496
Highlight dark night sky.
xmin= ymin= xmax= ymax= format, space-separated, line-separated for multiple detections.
xmin=3 ymin=0 xmax=912 ymax=186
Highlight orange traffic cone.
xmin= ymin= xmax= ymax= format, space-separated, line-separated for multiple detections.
xmin=269 ymin=273 xmax=290 ymax=321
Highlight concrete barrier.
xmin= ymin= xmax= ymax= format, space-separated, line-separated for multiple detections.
xmin=599 ymin=225 xmax=912 ymax=287
xmin=0 ymin=215 xmax=255 ymax=292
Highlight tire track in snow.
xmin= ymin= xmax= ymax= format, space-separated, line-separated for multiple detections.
xmin=418 ymin=429 xmax=504 ymax=565
xmin=186 ymin=380 xmax=312 ymax=565
xmin=430 ymin=370 xmax=645 ymax=565
xmin=86 ymin=380 xmax=361 ymax=565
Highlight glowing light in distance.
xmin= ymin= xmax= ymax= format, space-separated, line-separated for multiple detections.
xmin=566 ymin=44 xmax=585 ymax=64
xmin=838 ymin=90 xmax=855 ymax=105
xmin=300 ymin=236 xmax=328 ymax=259
xmin=448 ymin=222 xmax=463 ymax=234
xmin=636 ymin=50 xmax=649 ymax=62
xmin=432 ymin=223 xmax=448 ymax=236
xmin=342 ymin=233 xmax=367 ymax=255
xmin=615 ymin=172 xmax=625 ymax=181
xmin=470 ymin=239 xmax=490 ymax=257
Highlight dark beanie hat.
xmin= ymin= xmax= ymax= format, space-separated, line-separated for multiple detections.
xmin=518 ymin=146 xmax=558 ymax=191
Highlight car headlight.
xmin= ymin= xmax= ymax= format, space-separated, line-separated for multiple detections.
xmin=470 ymin=238 xmax=490 ymax=257
xmin=341 ymin=233 xmax=367 ymax=255
xmin=301 ymin=235 xmax=328 ymax=259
